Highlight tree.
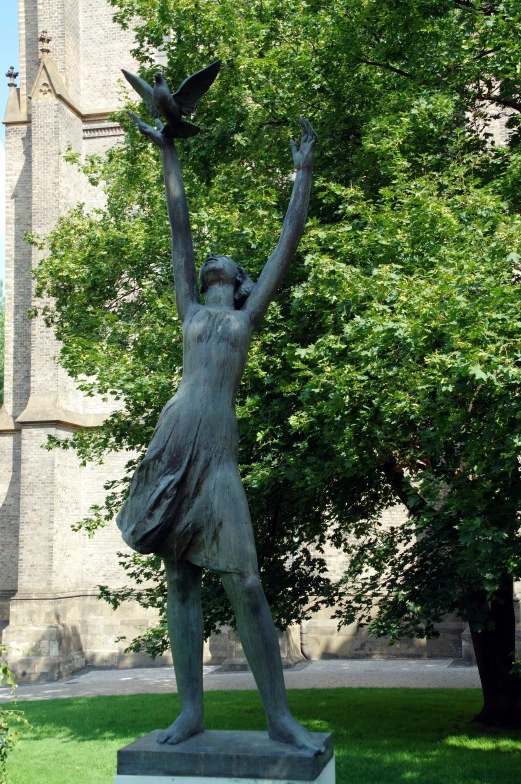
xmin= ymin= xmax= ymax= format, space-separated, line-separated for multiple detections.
xmin=33 ymin=0 xmax=521 ymax=725
xmin=293 ymin=165 xmax=521 ymax=726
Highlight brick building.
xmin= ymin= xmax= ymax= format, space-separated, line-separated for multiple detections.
xmin=0 ymin=0 xmax=467 ymax=683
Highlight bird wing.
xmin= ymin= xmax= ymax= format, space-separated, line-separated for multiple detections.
xmin=173 ymin=60 xmax=221 ymax=115
xmin=122 ymin=69 xmax=161 ymax=118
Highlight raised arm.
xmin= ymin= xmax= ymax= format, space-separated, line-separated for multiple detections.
xmin=128 ymin=114 xmax=199 ymax=321
xmin=244 ymin=119 xmax=318 ymax=329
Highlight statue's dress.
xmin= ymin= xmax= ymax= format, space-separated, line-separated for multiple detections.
xmin=116 ymin=305 xmax=259 ymax=575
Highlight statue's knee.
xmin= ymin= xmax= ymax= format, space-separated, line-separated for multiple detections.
xmin=239 ymin=572 xmax=263 ymax=609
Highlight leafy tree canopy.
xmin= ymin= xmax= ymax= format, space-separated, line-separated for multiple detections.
xmin=33 ymin=0 xmax=521 ymax=678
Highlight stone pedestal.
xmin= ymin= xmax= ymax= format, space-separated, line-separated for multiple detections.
xmin=115 ymin=730 xmax=334 ymax=784
xmin=115 ymin=766 xmax=334 ymax=784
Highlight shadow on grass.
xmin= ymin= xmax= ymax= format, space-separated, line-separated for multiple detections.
xmin=11 ymin=689 xmax=521 ymax=784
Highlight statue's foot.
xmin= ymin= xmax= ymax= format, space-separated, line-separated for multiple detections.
xmin=157 ymin=711 xmax=204 ymax=745
xmin=268 ymin=714 xmax=326 ymax=755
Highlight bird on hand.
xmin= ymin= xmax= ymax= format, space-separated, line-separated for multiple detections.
xmin=122 ymin=60 xmax=221 ymax=139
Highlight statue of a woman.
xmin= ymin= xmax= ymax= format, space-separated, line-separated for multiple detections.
xmin=117 ymin=112 xmax=320 ymax=753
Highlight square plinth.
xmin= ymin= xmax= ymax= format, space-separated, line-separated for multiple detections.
xmin=116 ymin=730 xmax=334 ymax=781
xmin=114 ymin=757 xmax=335 ymax=784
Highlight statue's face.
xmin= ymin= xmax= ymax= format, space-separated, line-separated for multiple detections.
xmin=200 ymin=254 xmax=238 ymax=291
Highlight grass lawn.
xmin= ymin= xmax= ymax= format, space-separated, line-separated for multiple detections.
xmin=4 ymin=688 xmax=521 ymax=784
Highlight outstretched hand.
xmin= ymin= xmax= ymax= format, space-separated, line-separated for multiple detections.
xmin=290 ymin=118 xmax=318 ymax=170
xmin=127 ymin=111 xmax=171 ymax=148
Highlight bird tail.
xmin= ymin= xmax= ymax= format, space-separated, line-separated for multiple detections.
xmin=163 ymin=120 xmax=201 ymax=139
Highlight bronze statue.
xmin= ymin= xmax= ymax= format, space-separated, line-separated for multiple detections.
xmin=122 ymin=61 xmax=221 ymax=138
xmin=118 ymin=64 xmax=320 ymax=754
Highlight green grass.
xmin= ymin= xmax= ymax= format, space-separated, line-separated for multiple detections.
xmin=4 ymin=689 xmax=521 ymax=784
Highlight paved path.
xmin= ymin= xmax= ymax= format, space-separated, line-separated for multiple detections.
xmin=0 ymin=659 xmax=480 ymax=703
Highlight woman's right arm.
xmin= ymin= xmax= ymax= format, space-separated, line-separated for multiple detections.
xmin=161 ymin=141 xmax=200 ymax=320
xmin=129 ymin=114 xmax=199 ymax=321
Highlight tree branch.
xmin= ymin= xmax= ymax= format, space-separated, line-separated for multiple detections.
xmin=478 ymin=92 xmax=521 ymax=114
xmin=454 ymin=0 xmax=477 ymax=9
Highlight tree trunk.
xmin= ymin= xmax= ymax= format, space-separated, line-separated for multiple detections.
xmin=469 ymin=575 xmax=521 ymax=728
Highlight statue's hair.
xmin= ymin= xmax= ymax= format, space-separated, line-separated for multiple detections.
xmin=233 ymin=263 xmax=256 ymax=308
xmin=199 ymin=257 xmax=255 ymax=310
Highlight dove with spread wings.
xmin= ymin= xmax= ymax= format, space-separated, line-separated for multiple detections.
xmin=122 ymin=60 xmax=221 ymax=138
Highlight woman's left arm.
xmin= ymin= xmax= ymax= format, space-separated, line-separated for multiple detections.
xmin=244 ymin=118 xmax=317 ymax=329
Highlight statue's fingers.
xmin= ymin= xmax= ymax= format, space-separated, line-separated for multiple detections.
xmin=304 ymin=118 xmax=317 ymax=142
xmin=299 ymin=116 xmax=309 ymax=142
xmin=127 ymin=110 xmax=151 ymax=134
xmin=155 ymin=119 xmax=164 ymax=131
xmin=127 ymin=110 xmax=141 ymax=126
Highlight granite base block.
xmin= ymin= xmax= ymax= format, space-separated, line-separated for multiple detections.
xmin=114 ymin=757 xmax=335 ymax=783
xmin=116 ymin=730 xmax=334 ymax=782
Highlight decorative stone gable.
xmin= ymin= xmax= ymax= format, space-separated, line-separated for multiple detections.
xmin=3 ymin=67 xmax=25 ymax=124
xmin=28 ymin=31 xmax=81 ymax=115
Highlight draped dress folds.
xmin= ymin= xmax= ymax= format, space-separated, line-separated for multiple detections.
xmin=116 ymin=305 xmax=259 ymax=575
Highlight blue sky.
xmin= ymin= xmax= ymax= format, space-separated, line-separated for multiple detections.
xmin=1 ymin=0 xmax=21 ymax=283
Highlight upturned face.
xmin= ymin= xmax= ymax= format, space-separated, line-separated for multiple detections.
xmin=154 ymin=73 xmax=164 ymax=85
xmin=200 ymin=254 xmax=238 ymax=291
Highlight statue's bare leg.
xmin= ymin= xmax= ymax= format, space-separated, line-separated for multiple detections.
xmin=220 ymin=571 xmax=325 ymax=755
xmin=158 ymin=557 xmax=204 ymax=745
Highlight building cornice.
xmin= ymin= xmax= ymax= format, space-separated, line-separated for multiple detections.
xmin=11 ymin=591 xmax=102 ymax=601
xmin=0 ymin=406 xmax=21 ymax=433
xmin=14 ymin=394 xmax=107 ymax=430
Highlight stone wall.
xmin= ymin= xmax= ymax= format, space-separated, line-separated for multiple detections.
xmin=0 ymin=0 xmax=157 ymax=681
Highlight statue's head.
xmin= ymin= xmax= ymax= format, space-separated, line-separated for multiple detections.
xmin=199 ymin=254 xmax=255 ymax=309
